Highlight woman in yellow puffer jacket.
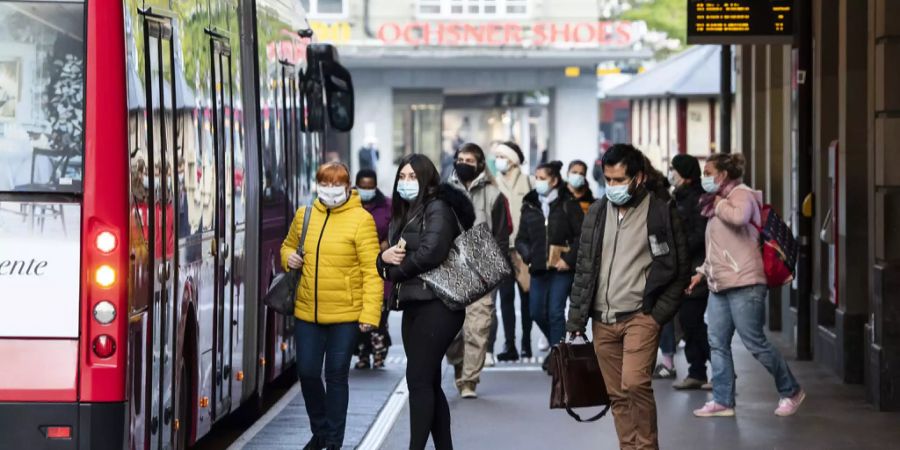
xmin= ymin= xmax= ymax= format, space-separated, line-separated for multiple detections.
xmin=280 ymin=162 xmax=382 ymax=450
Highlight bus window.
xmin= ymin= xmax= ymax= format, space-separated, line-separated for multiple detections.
xmin=0 ymin=3 xmax=85 ymax=193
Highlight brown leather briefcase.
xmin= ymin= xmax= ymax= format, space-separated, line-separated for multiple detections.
xmin=547 ymin=340 xmax=611 ymax=422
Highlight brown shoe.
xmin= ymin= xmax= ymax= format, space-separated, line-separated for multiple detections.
xmin=673 ymin=377 xmax=708 ymax=390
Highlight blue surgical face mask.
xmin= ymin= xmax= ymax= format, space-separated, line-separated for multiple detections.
xmin=535 ymin=179 xmax=551 ymax=196
xmin=606 ymin=184 xmax=632 ymax=206
xmin=397 ymin=180 xmax=419 ymax=201
xmin=357 ymin=188 xmax=376 ymax=202
xmin=568 ymin=173 xmax=585 ymax=189
xmin=701 ymin=175 xmax=720 ymax=194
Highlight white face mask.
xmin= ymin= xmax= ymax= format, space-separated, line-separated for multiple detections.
xmin=494 ymin=157 xmax=510 ymax=174
xmin=318 ymin=184 xmax=348 ymax=208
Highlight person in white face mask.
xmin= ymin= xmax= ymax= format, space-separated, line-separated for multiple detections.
xmin=280 ymin=162 xmax=383 ymax=450
xmin=491 ymin=142 xmax=536 ymax=362
xmin=567 ymin=159 xmax=596 ymax=215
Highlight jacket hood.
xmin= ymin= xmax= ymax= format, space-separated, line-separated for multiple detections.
xmin=448 ymin=169 xmax=492 ymax=192
xmin=733 ymin=184 xmax=764 ymax=204
xmin=436 ymin=183 xmax=476 ymax=230
xmin=523 ymin=183 xmax=575 ymax=206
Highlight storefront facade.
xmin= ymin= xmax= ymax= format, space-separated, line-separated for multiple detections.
xmin=303 ymin=0 xmax=652 ymax=188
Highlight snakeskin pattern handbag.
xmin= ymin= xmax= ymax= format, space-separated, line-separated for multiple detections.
xmin=421 ymin=220 xmax=512 ymax=311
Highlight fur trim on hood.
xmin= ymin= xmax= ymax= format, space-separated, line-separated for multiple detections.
xmin=435 ymin=183 xmax=476 ymax=230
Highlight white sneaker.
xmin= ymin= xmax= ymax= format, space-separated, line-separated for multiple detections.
xmin=484 ymin=353 xmax=496 ymax=367
xmin=538 ymin=336 xmax=550 ymax=352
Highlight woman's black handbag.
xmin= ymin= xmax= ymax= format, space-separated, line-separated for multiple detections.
xmin=263 ymin=206 xmax=313 ymax=315
xmin=547 ymin=340 xmax=611 ymax=422
xmin=420 ymin=220 xmax=512 ymax=311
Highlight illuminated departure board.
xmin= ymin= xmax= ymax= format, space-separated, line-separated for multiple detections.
xmin=688 ymin=0 xmax=794 ymax=44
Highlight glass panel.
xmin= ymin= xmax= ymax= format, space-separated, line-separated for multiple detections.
xmin=316 ymin=0 xmax=343 ymax=14
xmin=0 ymin=2 xmax=85 ymax=193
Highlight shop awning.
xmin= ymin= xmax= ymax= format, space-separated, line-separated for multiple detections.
xmin=606 ymin=45 xmax=733 ymax=99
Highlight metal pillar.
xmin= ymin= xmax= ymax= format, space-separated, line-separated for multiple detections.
xmin=720 ymin=45 xmax=732 ymax=154
xmin=794 ymin=0 xmax=813 ymax=360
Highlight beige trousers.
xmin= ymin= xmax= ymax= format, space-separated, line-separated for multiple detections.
xmin=446 ymin=293 xmax=495 ymax=388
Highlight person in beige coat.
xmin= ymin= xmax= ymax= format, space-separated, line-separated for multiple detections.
xmin=492 ymin=141 xmax=535 ymax=361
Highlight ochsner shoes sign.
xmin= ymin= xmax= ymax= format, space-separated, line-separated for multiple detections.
xmin=0 ymin=202 xmax=81 ymax=338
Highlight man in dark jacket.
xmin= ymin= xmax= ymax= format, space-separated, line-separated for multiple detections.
xmin=668 ymin=154 xmax=711 ymax=390
xmin=567 ymin=144 xmax=690 ymax=450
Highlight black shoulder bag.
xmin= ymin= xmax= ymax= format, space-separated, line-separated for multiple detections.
xmin=263 ymin=205 xmax=313 ymax=315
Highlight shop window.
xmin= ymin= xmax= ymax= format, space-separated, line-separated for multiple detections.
xmin=301 ymin=0 xmax=347 ymax=18
xmin=417 ymin=0 xmax=528 ymax=17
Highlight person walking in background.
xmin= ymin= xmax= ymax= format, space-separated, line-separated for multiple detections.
xmin=690 ymin=153 xmax=806 ymax=418
xmin=492 ymin=141 xmax=534 ymax=362
xmin=354 ymin=169 xmax=393 ymax=370
xmin=516 ymin=160 xmax=584 ymax=370
xmin=445 ymin=143 xmax=511 ymax=398
xmin=281 ymin=163 xmax=383 ymax=450
xmin=567 ymin=159 xmax=596 ymax=215
xmin=667 ymin=154 xmax=712 ymax=390
xmin=377 ymin=154 xmax=475 ymax=450
xmin=357 ymin=137 xmax=380 ymax=172
xmin=567 ymin=144 xmax=689 ymax=450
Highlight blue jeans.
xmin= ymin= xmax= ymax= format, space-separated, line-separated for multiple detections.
xmin=529 ymin=271 xmax=574 ymax=346
xmin=707 ymin=284 xmax=800 ymax=407
xmin=659 ymin=321 xmax=676 ymax=356
xmin=294 ymin=320 xmax=359 ymax=446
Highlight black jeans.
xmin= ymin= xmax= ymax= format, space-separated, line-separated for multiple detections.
xmin=679 ymin=296 xmax=710 ymax=381
xmin=402 ymin=300 xmax=465 ymax=450
xmin=496 ymin=276 xmax=532 ymax=352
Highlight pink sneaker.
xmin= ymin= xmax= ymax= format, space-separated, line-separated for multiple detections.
xmin=693 ymin=401 xmax=735 ymax=417
xmin=775 ymin=390 xmax=806 ymax=416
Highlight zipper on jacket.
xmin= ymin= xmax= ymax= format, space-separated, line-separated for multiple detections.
xmin=603 ymin=210 xmax=624 ymax=323
xmin=314 ymin=209 xmax=332 ymax=323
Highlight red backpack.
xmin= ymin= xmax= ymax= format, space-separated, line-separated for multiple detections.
xmin=752 ymin=203 xmax=798 ymax=287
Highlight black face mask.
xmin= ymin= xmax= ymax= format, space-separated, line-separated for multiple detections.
xmin=454 ymin=163 xmax=478 ymax=183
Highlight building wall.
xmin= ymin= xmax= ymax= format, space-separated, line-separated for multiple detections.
xmin=735 ymin=0 xmax=900 ymax=410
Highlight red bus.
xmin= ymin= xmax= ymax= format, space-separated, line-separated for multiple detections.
xmin=0 ymin=1 xmax=354 ymax=448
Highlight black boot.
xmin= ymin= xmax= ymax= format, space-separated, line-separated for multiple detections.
xmin=497 ymin=344 xmax=519 ymax=362
xmin=303 ymin=435 xmax=325 ymax=450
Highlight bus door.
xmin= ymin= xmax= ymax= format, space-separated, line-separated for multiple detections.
xmin=142 ymin=14 xmax=177 ymax=449
xmin=210 ymin=34 xmax=235 ymax=416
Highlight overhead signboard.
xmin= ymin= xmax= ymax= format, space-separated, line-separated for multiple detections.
xmin=688 ymin=0 xmax=794 ymax=44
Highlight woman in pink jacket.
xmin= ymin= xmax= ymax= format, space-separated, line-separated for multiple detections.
xmin=687 ymin=153 xmax=805 ymax=418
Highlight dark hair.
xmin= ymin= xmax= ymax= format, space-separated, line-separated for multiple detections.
xmin=601 ymin=143 xmax=645 ymax=178
xmin=502 ymin=141 xmax=525 ymax=164
xmin=568 ymin=159 xmax=588 ymax=173
xmin=642 ymin=156 xmax=671 ymax=201
xmin=391 ymin=154 xmax=441 ymax=227
xmin=707 ymin=153 xmax=746 ymax=180
xmin=456 ymin=142 xmax=486 ymax=172
xmin=355 ymin=169 xmax=377 ymax=184
xmin=537 ymin=160 xmax=564 ymax=187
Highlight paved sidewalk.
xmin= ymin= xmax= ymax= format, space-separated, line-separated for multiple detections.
xmin=382 ymin=332 xmax=900 ymax=449
xmin=230 ymin=357 xmax=406 ymax=450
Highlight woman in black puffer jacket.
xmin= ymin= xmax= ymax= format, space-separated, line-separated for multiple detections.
xmin=515 ymin=161 xmax=584 ymax=354
xmin=377 ymin=154 xmax=475 ymax=450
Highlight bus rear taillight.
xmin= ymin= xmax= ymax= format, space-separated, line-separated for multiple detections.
xmin=92 ymin=335 xmax=116 ymax=358
xmin=92 ymin=300 xmax=116 ymax=324
xmin=43 ymin=426 xmax=72 ymax=440
xmin=95 ymin=265 xmax=116 ymax=287
xmin=95 ymin=231 xmax=117 ymax=253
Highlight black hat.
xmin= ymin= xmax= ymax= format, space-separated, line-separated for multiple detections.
xmin=671 ymin=154 xmax=701 ymax=182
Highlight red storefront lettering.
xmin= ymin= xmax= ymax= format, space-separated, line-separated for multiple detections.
xmin=572 ymin=22 xmax=596 ymax=43
xmin=378 ymin=23 xmax=402 ymax=44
